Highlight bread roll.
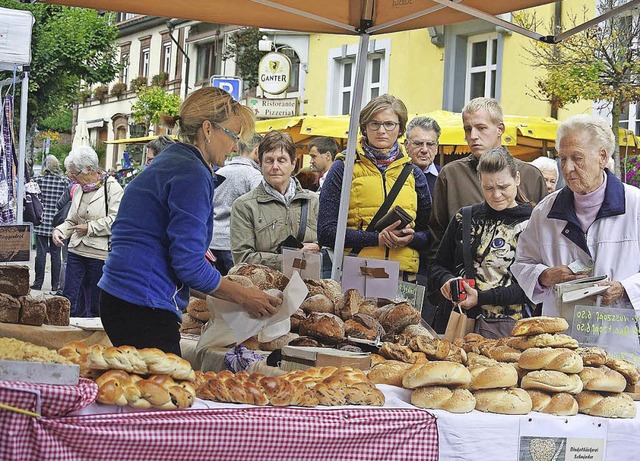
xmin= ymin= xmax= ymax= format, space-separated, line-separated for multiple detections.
xmin=344 ymin=313 xmax=383 ymax=341
xmin=575 ymin=390 xmax=637 ymax=418
xmin=376 ymin=302 xmax=421 ymax=335
xmin=518 ymin=347 xmax=583 ymax=374
xmin=521 ymin=370 xmax=584 ymax=394
xmin=259 ymin=332 xmax=299 ymax=351
xmin=367 ymin=360 xmax=412 ymax=387
xmin=301 ymin=294 xmax=335 ymax=314
xmin=526 ymin=390 xmax=578 ymax=415
xmin=379 ymin=342 xmax=414 ymax=363
xmin=474 ymin=388 xmax=532 ymax=414
xmin=579 ymin=366 xmax=627 ymax=393
xmin=411 ymin=386 xmax=476 ymax=413
xmin=468 ymin=363 xmax=518 ymax=390
xmin=508 ymin=333 xmax=578 ymax=351
xmin=481 ymin=344 xmax=521 ymax=363
xmin=511 ymin=316 xmax=569 ymax=337
xmin=576 ymin=347 xmax=607 ymax=366
xmin=186 ymin=297 xmax=210 ymax=322
xmin=402 ymin=361 xmax=471 ymax=389
xmin=605 ymin=357 xmax=640 ymax=385
xmin=467 ymin=352 xmax=499 ymax=368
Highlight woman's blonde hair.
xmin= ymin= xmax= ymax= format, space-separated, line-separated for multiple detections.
xmin=161 ymin=87 xmax=255 ymax=143
xmin=359 ymin=94 xmax=408 ymax=138
xmin=478 ymin=147 xmax=530 ymax=205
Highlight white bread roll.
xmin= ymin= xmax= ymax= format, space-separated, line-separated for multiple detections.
xmin=575 ymin=390 xmax=637 ymax=418
xmin=508 ymin=333 xmax=578 ymax=351
xmin=526 ymin=390 xmax=579 ymax=416
xmin=511 ymin=316 xmax=569 ymax=337
xmin=367 ymin=360 xmax=413 ymax=387
xmin=402 ymin=361 xmax=471 ymax=389
xmin=474 ymin=388 xmax=532 ymax=414
xmin=466 ymin=352 xmax=499 ymax=368
xmin=518 ymin=347 xmax=584 ymax=374
xmin=521 ymin=370 xmax=583 ymax=394
xmin=576 ymin=347 xmax=608 ymax=366
xmin=411 ymin=386 xmax=476 ymax=413
xmin=579 ymin=366 xmax=627 ymax=393
xmin=468 ymin=363 xmax=518 ymax=390
xmin=605 ymin=357 xmax=640 ymax=385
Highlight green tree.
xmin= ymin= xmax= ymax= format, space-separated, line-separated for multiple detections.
xmin=519 ymin=0 xmax=640 ymax=178
xmin=223 ymin=27 xmax=266 ymax=90
xmin=131 ymin=86 xmax=181 ymax=132
xmin=0 ymin=1 xmax=120 ymax=128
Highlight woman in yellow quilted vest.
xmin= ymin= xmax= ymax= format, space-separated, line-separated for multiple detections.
xmin=318 ymin=94 xmax=431 ymax=276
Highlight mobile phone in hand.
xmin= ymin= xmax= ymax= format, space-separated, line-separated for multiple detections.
xmin=450 ymin=279 xmax=475 ymax=302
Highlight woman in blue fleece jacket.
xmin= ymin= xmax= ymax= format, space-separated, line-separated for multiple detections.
xmin=98 ymin=87 xmax=281 ymax=355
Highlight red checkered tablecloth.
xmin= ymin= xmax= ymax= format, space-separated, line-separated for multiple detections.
xmin=1 ymin=405 xmax=438 ymax=461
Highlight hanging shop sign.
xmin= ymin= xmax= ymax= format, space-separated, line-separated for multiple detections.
xmin=247 ymin=97 xmax=298 ymax=119
xmin=258 ymin=52 xmax=291 ymax=95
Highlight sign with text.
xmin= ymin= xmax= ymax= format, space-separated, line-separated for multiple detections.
xmin=248 ymin=97 xmax=297 ymax=119
xmin=258 ymin=52 xmax=291 ymax=94
xmin=0 ymin=225 xmax=31 ymax=262
xmin=518 ymin=413 xmax=607 ymax=461
xmin=210 ymin=76 xmax=243 ymax=101
xmin=570 ymin=305 xmax=640 ymax=366
xmin=397 ymin=281 xmax=425 ymax=313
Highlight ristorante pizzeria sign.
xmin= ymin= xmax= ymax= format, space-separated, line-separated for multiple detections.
xmin=258 ymin=52 xmax=291 ymax=95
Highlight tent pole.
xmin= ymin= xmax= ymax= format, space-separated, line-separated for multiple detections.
xmin=16 ymin=70 xmax=29 ymax=223
xmin=331 ymin=33 xmax=370 ymax=282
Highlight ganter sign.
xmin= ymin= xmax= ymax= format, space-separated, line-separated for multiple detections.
xmin=258 ymin=52 xmax=291 ymax=95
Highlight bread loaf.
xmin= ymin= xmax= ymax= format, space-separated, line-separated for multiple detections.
xmin=402 ymin=361 xmax=471 ymax=389
xmin=18 ymin=295 xmax=46 ymax=326
xmin=474 ymin=388 xmax=532 ymax=414
xmin=409 ymin=336 xmax=451 ymax=360
xmin=605 ymin=357 xmax=640 ymax=385
xmin=344 ymin=313 xmax=383 ymax=341
xmin=367 ymin=360 xmax=412 ymax=387
xmin=576 ymin=347 xmax=608 ymax=366
xmin=227 ymin=264 xmax=289 ymax=290
xmin=518 ymin=347 xmax=583 ymax=374
xmin=481 ymin=344 xmax=521 ymax=363
xmin=301 ymin=294 xmax=335 ymax=314
xmin=303 ymin=279 xmax=342 ymax=304
xmin=44 ymin=296 xmax=70 ymax=326
xmin=357 ymin=300 xmax=379 ymax=317
xmin=376 ymin=302 xmax=421 ymax=335
xmin=511 ymin=316 xmax=569 ymax=337
xmin=526 ymin=390 xmax=578 ymax=415
xmin=402 ymin=324 xmax=436 ymax=339
xmin=335 ymin=288 xmax=362 ymax=320
xmin=521 ymin=370 xmax=584 ymax=394
xmin=290 ymin=308 xmax=306 ymax=332
xmin=379 ymin=342 xmax=414 ymax=363
xmin=223 ymin=274 xmax=254 ymax=287
xmin=468 ymin=363 xmax=518 ymax=390
xmin=288 ymin=336 xmax=321 ymax=347
xmin=299 ymin=312 xmax=345 ymax=344
xmin=0 ymin=265 xmax=30 ymax=296
xmin=186 ymin=297 xmax=210 ymax=322
xmin=575 ymin=390 xmax=637 ymax=418
xmin=467 ymin=352 xmax=499 ymax=368
xmin=370 ymin=353 xmax=387 ymax=367
xmin=411 ymin=386 xmax=476 ymax=413
xmin=508 ymin=333 xmax=578 ymax=351
xmin=180 ymin=313 xmax=205 ymax=335
xmin=258 ymin=332 xmax=299 ymax=351
xmin=579 ymin=366 xmax=627 ymax=393
xmin=0 ymin=293 xmax=20 ymax=323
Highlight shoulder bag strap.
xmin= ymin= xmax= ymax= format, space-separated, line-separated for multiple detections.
xmin=296 ymin=199 xmax=309 ymax=243
xmin=462 ymin=205 xmax=475 ymax=278
xmin=104 ymin=178 xmax=111 ymax=251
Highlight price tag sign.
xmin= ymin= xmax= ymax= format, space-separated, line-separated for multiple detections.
xmin=397 ymin=281 xmax=425 ymax=313
xmin=281 ymin=248 xmax=321 ymax=280
xmin=570 ymin=305 xmax=640 ymax=366
xmin=0 ymin=224 xmax=31 ymax=262
xmin=342 ymin=256 xmax=399 ymax=299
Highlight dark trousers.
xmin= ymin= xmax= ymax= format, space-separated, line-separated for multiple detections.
xmin=34 ymin=235 xmax=62 ymax=290
xmin=211 ymin=249 xmax=234 ymax=276
xmin=64 ymin=252 xmax=104 ymax=318
xmin=100 ymin=289 xmax=182 ymax=356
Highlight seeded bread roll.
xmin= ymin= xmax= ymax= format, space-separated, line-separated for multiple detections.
xmin=521 ymin=370 xmax=584 ymax=394
xmin=508 ymin=333 xmax=579 ymax=351
xmin=579 ymin=366 xmax=627 ymax=393
xmin=474 ymin=388 xmax=532 ymax=415
xmin=605 ymin=357 xmax=640 ymax=385
xmin=511 ymin=316 xmax=569 ymax=337
xmin=575 ymin=390 xmax=637 ymax=418
xmin=411 ymin=386 xmax=476 ymax=413
xmin=518 ymin=347 xmax=584 ymax=374
xmin=367 ymin=360 xmax=413 ymax=387
xmin=576 ymin=347 xmax=608 ymax=367
xmin=468 ymin=363 xmax=518 ymax=390
xmin=467 ymin=352 xmax=499 ymax=368
xmin=526 ymin=390 xmax=579 ymax=416
xmin=402 ymin=361 xmax=471 ymax=389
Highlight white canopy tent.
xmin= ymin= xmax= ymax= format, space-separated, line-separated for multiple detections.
xmin=0 ymin=6 xmax=35 ymax=224
xmin=43 ymin=0 xmax=640 ymax=280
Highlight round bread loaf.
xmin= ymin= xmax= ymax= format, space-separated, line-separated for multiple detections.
xmin=258 ymin=333 xmax=299 ymax=351
xmin=511 ymin=316 xmax=569 ymax=337
xmin=579 ymin=366 xmax=627 ymax=393
xmin=468 ymin=363 xmax=518 ymax=390
xmin=521 ymin=370 xmax=584 ymax=394
xmin=223 ymin=274 xmax=254 ymax=288
xmin=508 ymin=333 xmax=579 ymax=351
xmin=379 ymin=342 xmax=414 ymax=363
xmin=299 ymin=313 xmax=345 ymax=344
xmin=402 ymin=361 xmax=471 ymax=389
xmin=411 ymin=386 xmax=476 ymax=413
xmin=344 ymin=313 xmax=383 ymax=341
xmin=575 ymin=390 xmax=637 ymax=418
xmin=290 ymin=308 xmax=306 ymax=333
xmin=576 ymin=347 xmax=607 ymax=367
xmin=518 ymin=347 xmax=584 ymax=374
xmin=300 ymin=294 xmax=335 ymax=314
xmin=376 ymin=302 xmax=421 ymax=335
xmin=526 ymin=390 xmax=578 ymax=415
xmin=474 ymin=388 xmax=532 ymax=414
xmin=336 ymin=288 xmax=362 ymax=320
xmin=357 ymin=300 xmax=379 ymax=317
xmin=402 ymin=324 xmax=436 ymax=339
xmin=368 ymin=360 xmax=413 ymax=387
xmin=605 ymin=357 xmax=640 ymax=385
xmin=467 ymin=352 xmax=499 ymax=368
xmin=228 ymin=264 xmax=289 ymax=290
xmin=288 ymin=336 xmax=321 ymax=347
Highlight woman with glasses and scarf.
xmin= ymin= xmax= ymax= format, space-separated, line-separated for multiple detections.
xmin=97 ymin=87 xmax=281 ymax=356
xmin=52 ymin=146 xmax=123 ymax=317
xmin=318 ymin=94 xmax=431 ymax=279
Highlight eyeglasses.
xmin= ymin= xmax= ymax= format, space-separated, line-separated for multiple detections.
xmin=367 ymin=121 xmax=400 ymax=131
xmin=409 ymin=140 xmax=438 ymax=149
xmin=217 ymin=124 xmax=240 ymax=142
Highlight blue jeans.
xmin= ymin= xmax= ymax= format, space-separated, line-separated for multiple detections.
xmin=63 ymin=252 xmax=105 ymax=318
xmin=34 ymin=235 xmax=62 ymax=290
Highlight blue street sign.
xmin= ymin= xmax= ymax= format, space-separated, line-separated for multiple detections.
xmin=210 ymin=76 xmax=243 ymax=101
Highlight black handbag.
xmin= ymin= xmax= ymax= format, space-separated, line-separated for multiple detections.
xmin=23 ymin=182 xmax=44 ymax=226
xmin=52 ymin=200 xmax=72 ymax=227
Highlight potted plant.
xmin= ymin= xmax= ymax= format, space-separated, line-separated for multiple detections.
xmin=111 ymin=82 xmax=128 ymax=98
xmin=93 ymin=85 xmax=109 ymax=102
xmin=130 ymin=76 xmax=148 ymax=92
xmin=151 ymin=72 xmax=169 ymax=87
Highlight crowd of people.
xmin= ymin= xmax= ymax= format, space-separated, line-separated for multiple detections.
xmin=30 ymin=87 xmax=640 ymax=354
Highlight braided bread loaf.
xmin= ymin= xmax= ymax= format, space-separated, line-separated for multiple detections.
xmin=526 ymin=390 xmax=578 ymax=415
xmin=95 ymin=369 xmax=196 ymax=410
xmin=474 ymin=388 xmax=533 ymax=415
xmin=402 ymin=362 xmax=471 ymax=389
xmin=468 ymin=363 xmax=518 ymax=391
xmin=575 ymin=390 xmax=637 ymax=418
xmin=579 ymin=366 xmax=627 ymax=393
xmin=411 ymin=386 xmax=476 ymax=413
xmin=518 ymin=347 xmax=584 ymax=374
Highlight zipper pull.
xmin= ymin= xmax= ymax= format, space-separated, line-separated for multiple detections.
xmin=272 ymin=222 xmax=275 ymax=230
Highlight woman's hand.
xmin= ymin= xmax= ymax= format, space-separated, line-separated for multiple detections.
xmin=378 ymin=221 xmax=414 ymax=249
xmin=240 ymin=286 xmax=282 ymax=319
xmin=440 ymin=278 xmax=477 ymax=310
xmin=51 ymin=229 xmax=65 ymax=247
xmin=538 ymin=265 xmax=587 ymax=287
xmin=596 ymin=281 xmax=626 ymax=305
xmin=301 ymin=242 xmax=320 ymax=253
xmin=72 ymin=224 xmax=88 ymax=237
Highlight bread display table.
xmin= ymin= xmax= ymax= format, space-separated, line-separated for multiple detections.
xmin=0 ymin=322 xmax=111 ymax=350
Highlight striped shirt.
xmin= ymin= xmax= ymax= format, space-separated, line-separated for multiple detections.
xmin=34 ymin=172 xmax=70 ymax=237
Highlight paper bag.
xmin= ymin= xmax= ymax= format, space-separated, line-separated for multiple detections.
xmin=554 ymin=275 xmax=609 ymax=323
xmin=443 ymin=305 xmax=475 ymax=342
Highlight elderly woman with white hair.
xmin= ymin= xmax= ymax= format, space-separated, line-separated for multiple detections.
xmin=52 ymin=146 xmax=123 ymax=317
xmin=530 ymin=156 xmax=559 ymax=194
xmin=512 ymin=114 xmax=640 ymax=319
